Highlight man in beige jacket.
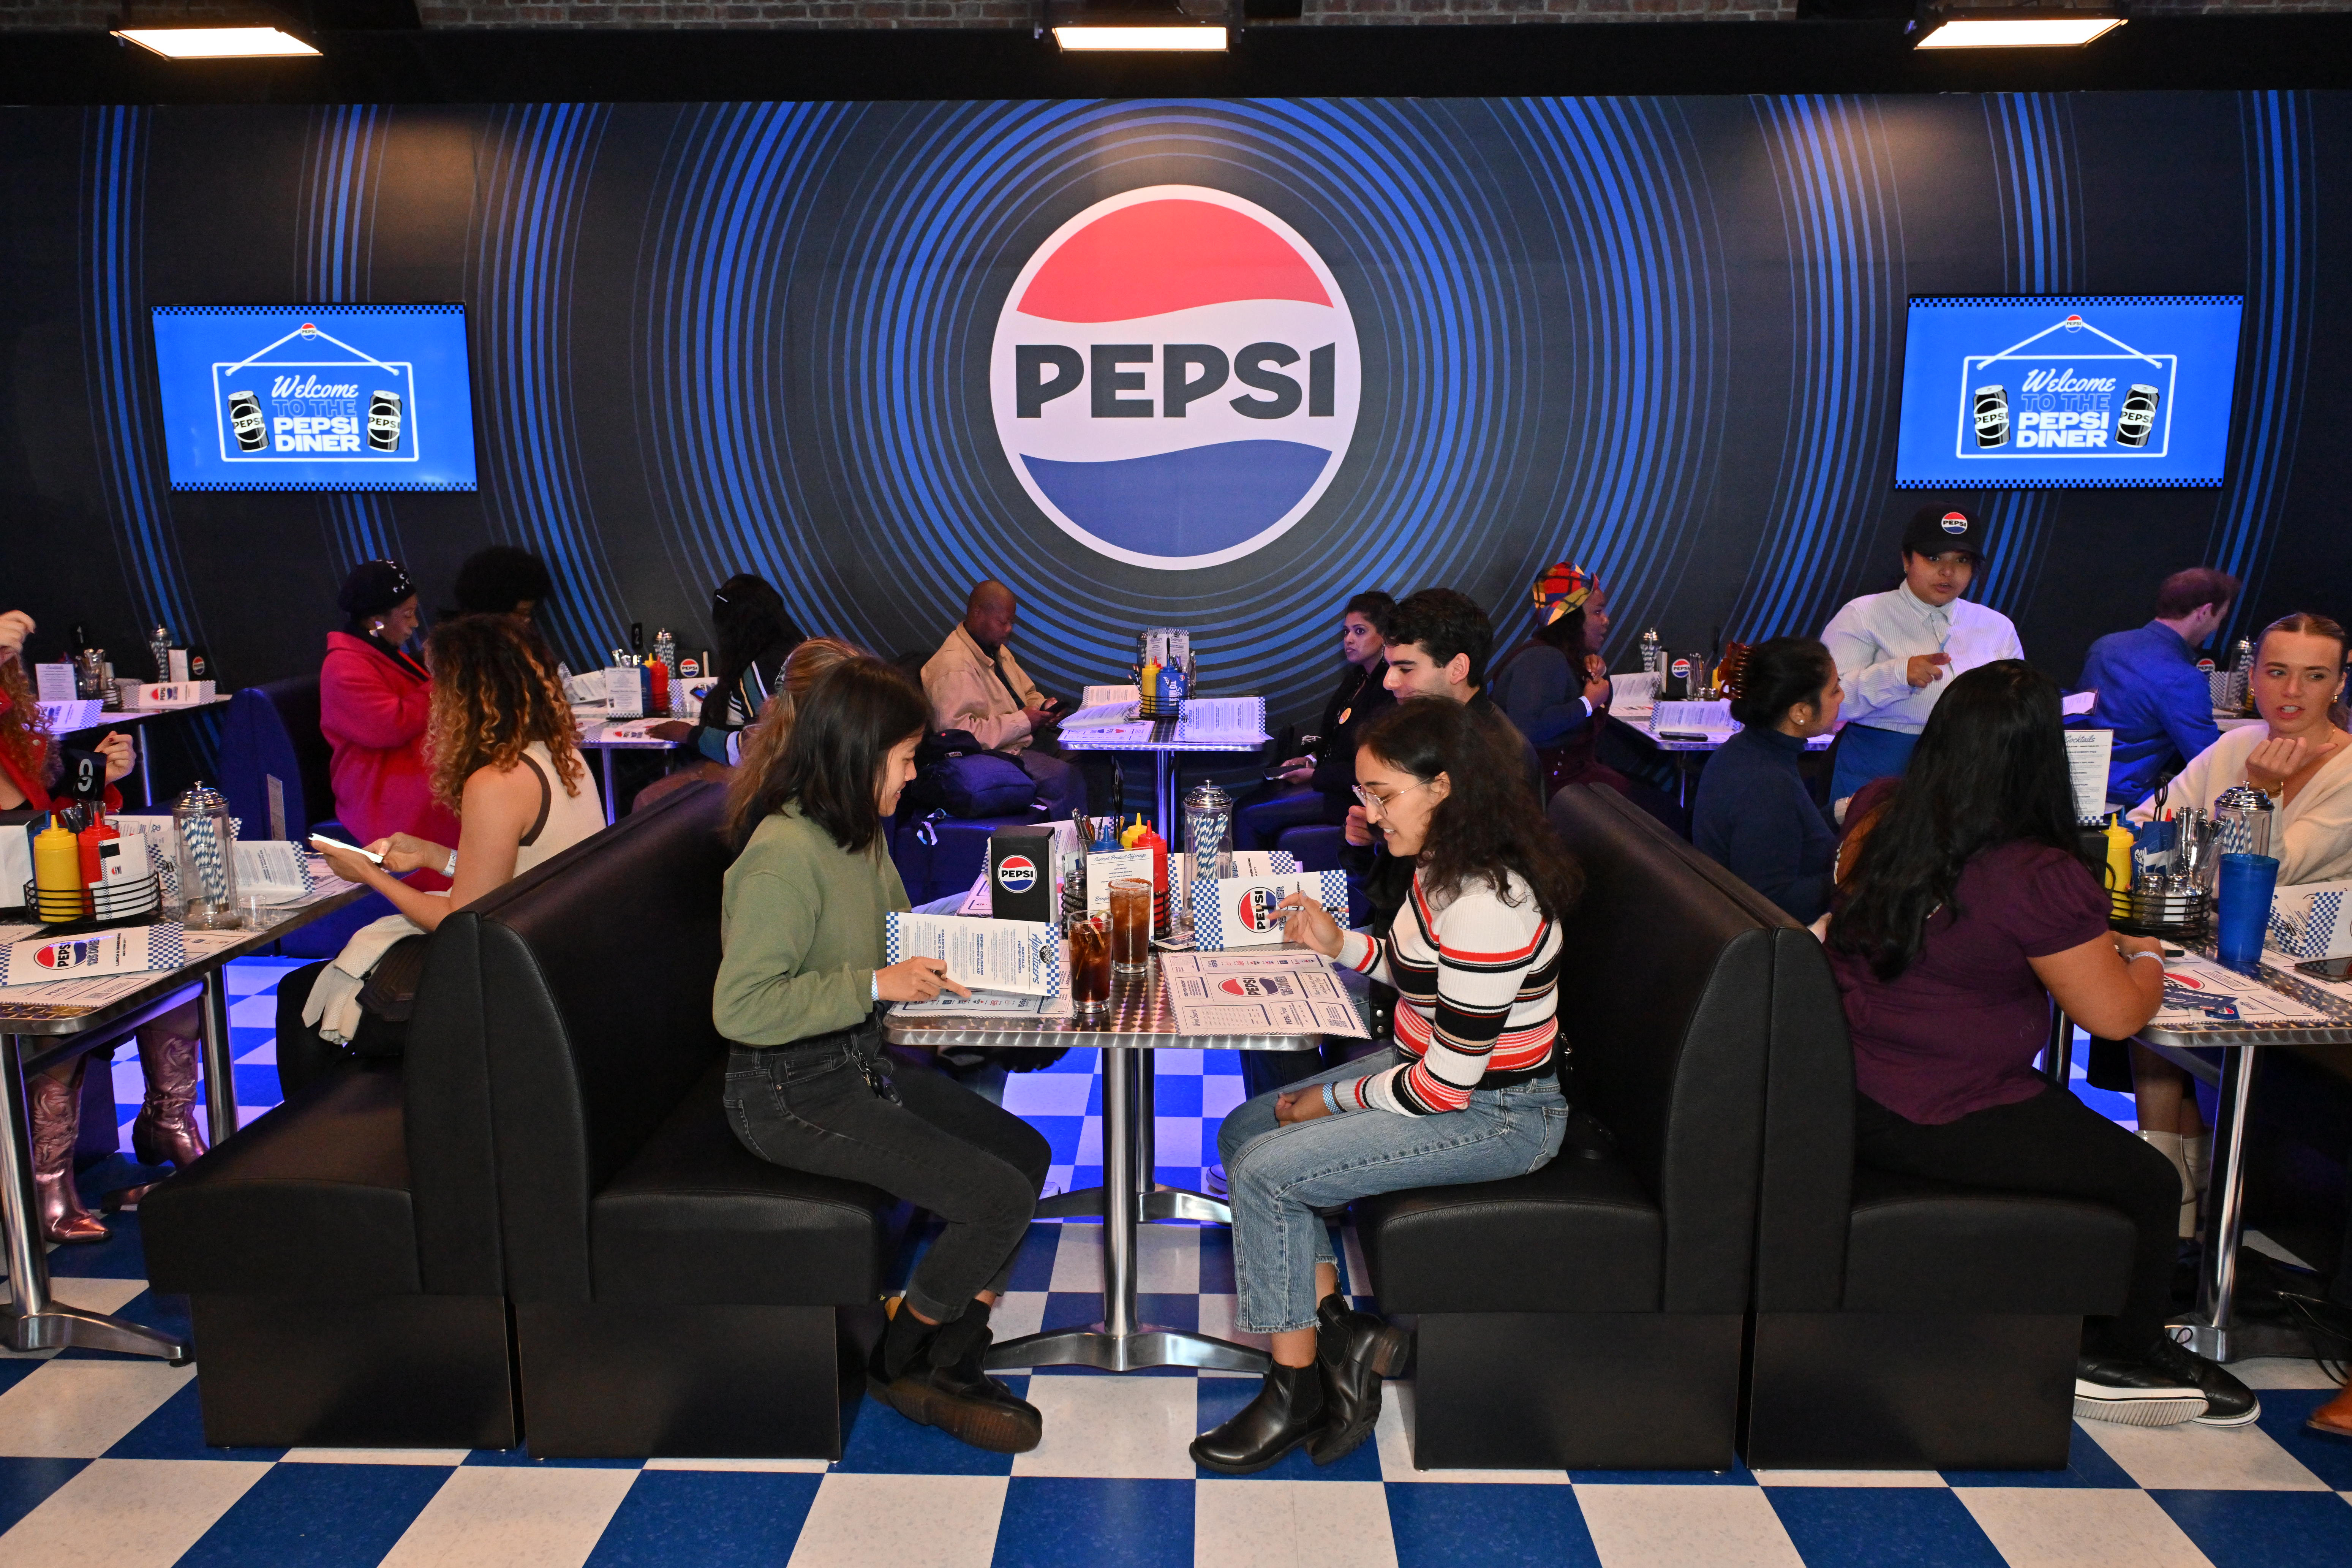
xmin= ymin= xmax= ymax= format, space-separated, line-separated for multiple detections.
xmin=921 ymin=580 xmax=1086 ymax=819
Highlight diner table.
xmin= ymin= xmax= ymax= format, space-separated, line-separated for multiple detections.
xmin=884 ymin=952 xmax=1321 ymax=1375
xmin=1611 ymin=704 xmax=1834 ymax=806
xmin=49 ymin=696 xmax=235 ymax=809
xmin=2126 ymin=943 xmax=2352 ymax=1362
xmin=1056 ymin=703 xmax=1269 ymax=850
xmin=0 ymin=872 xmax=366 ymax=1361
xmin=574 ymin=716 xmax=686 ymax=825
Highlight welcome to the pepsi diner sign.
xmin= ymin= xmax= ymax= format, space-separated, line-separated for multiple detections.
xmin=1893 ymin=296 xmax=2244 ymax=490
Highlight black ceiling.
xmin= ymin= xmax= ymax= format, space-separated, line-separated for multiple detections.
xmin=6 ymin=16 xmax=2352 ymax=104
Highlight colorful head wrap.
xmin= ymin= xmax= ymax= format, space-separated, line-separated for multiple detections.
xmin=1532 ymin=563 xmax=1598 ymax=626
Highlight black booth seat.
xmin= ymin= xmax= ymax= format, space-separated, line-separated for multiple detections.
xmin=1352 ymin=784 xmax=1778 ymax=1470
xmin=1744 ymin=910 xmax=2136 ymax=1470
xmin=463 ymin=779 xmax=906 ymax=1458
xmin=141 ymin=925 xmax=517 ymax=1451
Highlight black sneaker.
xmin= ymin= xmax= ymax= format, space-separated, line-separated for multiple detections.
xmin=2073 ymin=1350 xmax=2208 ymax=1427
xmin=2143 ymin=1334 xmax=2261 ymax=1427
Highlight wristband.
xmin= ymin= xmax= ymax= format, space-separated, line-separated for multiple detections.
xmin=443 ymin=850 xmax=458 ymax=877
xmin=871 ymin=971 xmax=880 ymax=1002
xmin=1321 ymin=1081 xmax=1344 ymax=1115
xmin=2126 ymin=950 xmax=2163 ymax=966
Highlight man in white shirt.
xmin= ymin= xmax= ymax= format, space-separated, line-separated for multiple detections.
xmin=921 ymin=580 xmax=1086 ymax=819
xmin=1820 ymin=505 xmax=2023 ymax=806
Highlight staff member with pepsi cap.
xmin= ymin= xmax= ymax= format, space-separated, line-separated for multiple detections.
xmin=1820 ymin=505 xmax=2023 ymax=809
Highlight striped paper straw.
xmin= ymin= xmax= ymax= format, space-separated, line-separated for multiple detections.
xmin=183 ymin=812 xmax=231 ymax=903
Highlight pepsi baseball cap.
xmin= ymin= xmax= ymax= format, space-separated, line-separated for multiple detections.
xmin=1901 ymin=505 xmax=1988 ymax=559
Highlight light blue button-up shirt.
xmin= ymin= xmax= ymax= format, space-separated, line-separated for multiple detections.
xmin=1820 ymin=581 xmax=2025 ymax=735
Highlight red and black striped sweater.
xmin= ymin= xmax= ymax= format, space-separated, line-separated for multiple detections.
xmin=1330 ymin=869 xmax=1564 ymax=1115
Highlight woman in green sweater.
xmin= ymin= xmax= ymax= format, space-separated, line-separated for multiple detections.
xmin=715 ymin=657 xmax=1052 ymax=1454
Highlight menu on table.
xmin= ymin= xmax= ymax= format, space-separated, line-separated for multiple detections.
xmin=2152 ymin=954 xmax=2329 ymax=1027
xmin=1158 ymin=949 xmax=1368 ymax=1038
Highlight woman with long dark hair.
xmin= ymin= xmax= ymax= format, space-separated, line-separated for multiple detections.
xmin=1827 ymin=660 xmax=2255 ymax=1429
xmin=1239 ymin=590 xmax=1397 ymax=849
xmin=1693 ymin=635 xmax=1843 ymax=922
xmin=715 ymin=657 xmax=1051 ymax=1454
xmin=671 ymin=573 xmax=806 ymax=766
xmin=1193 ymin=696 xmax=1579 ymax=1473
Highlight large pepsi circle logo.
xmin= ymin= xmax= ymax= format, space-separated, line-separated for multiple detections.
xmin=997 ymin=854 xmax=1038 ymax=893
xmin=990 ymin=185 xmax=1361 ymax=571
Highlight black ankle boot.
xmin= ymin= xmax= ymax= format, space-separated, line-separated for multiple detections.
xmin=1309 ymin=1293 xmax=1412 ymax=1465
xmin=868 ymin=1298 xmax=1043 ymax=1454
xmin=869 ymin=1296 xmax=938 ymax=1388
xmin=1190 ymin=1360 xmax=1325 ymax=1474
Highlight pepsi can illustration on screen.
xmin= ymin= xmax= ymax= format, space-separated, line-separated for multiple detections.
xmin=367 ymin=390 xmax=403 ymax=452
xmin=2116 ymin=384 xmax=2161 ymax=448
xmin=226 ymin=390 xmax=266 ymax=452
xmin=1972 ymin=385 xmax=2009 ymax=449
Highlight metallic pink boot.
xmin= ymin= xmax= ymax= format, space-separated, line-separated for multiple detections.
xmin=131 ymin=1029 xmax=209 ymax=1171
xmin=32 ymin=1062 xmax=109 ymax=1244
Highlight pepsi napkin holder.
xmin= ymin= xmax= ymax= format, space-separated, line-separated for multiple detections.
xmin=988 ymin=826 xmax=1059 ymax=925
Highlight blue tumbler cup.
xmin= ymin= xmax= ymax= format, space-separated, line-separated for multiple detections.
xmin=2215 ymin=852 xmax=2280 ymax=970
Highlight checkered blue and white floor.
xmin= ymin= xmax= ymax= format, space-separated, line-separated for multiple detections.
xmin=5 ymin=956 xmax=2348 ymax=1567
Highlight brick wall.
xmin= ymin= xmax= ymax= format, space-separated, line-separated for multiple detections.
xmin=6 ymin=0 xmax=2347 ymax=27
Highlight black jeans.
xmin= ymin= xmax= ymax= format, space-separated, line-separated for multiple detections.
xmin=1853 ymin=1085 xmax=2181 ymax=1358
xmin=723 ymin=1023 xmax=1051 ymax=1324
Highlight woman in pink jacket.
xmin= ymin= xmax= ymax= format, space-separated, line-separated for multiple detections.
xmin=321 ymin=560 xmax=461 ymax=882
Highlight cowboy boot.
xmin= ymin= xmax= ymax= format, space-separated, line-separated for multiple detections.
xmin=131 ymin=1026 xmax=208 ymax=1170
xmin=31 ymin=1061 xmax=108 ymax=1244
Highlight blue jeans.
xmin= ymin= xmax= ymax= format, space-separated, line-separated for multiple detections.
xmin=1217 ymin=1047 xmax=1569 ymax=1333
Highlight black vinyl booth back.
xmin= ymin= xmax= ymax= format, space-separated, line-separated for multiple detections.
xmin=462 ymin=778 xmax=739 ymax=1299
xmin=1548 ymin=786 xmax=1780 ymax=1315
xmin=1352 ymin=783 xmax=1793 ymax=1468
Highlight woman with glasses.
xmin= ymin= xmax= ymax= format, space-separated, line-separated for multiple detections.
xmin=1191 ymin=696 xmax=1580 ymax=1474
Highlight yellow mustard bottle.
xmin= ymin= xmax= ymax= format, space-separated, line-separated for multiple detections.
xmin=33 ymin=821 xmax=85 ymax=922
xmin=2102 ymin=816 xmax=2135 ymax=893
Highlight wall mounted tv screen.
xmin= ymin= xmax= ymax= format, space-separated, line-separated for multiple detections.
xmin=149 ymin=303 xmax=477 ymax=491
xmin=1894 ymin=295 xmax=2243 ymax=490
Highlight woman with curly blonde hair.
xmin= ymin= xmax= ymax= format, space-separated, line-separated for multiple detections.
xmin=287 ymin=615 xmax=606 ymax=1089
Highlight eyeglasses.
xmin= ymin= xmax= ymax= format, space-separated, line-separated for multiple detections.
xmin=1350 ymin=779 xmax=1432 ymax=817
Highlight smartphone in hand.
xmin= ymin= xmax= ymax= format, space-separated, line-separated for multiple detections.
xmin=308 ymin=834 xmax=386 ymax=865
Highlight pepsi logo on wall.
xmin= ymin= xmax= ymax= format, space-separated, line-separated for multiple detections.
xmin=148 ymin=304 xmax=479 ymax=491
xmin=1894 ymin=296 xmax=2245 ymax=489
xmin=990 ymin=186 xmax=1361 ymax=569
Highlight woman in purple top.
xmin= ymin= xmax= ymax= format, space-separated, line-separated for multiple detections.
xmin=1826 ymin=661 xmax=2256 ymax=1430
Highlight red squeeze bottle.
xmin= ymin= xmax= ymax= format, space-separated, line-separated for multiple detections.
xmin=77 ymin=814 xmax=121 ymax=921
xmin=1135 ymin=824 xmax=1170 ymax=936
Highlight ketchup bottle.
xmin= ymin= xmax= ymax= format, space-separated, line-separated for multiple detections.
xmin=1134 ymin=822 xmax=1171 ymax=936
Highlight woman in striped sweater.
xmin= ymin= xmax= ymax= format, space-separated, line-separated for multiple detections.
xmin=1191 ymin=696 xmax=1581 ymax=1473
